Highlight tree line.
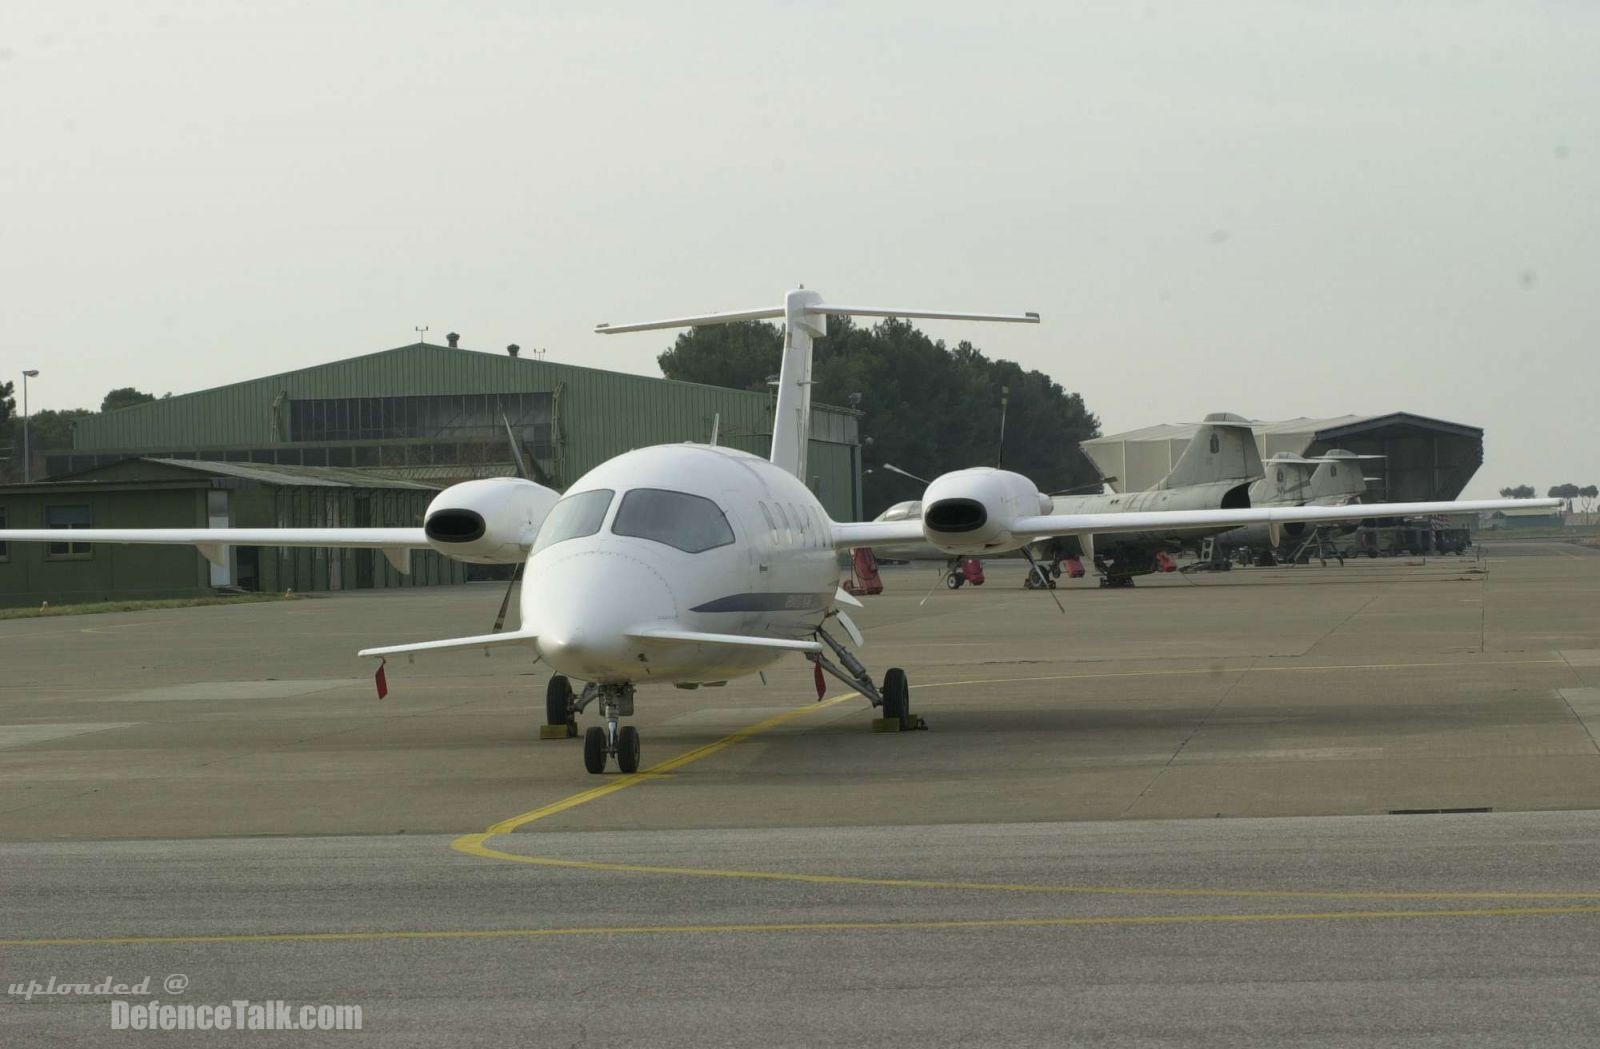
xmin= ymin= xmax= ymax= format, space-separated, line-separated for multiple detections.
xmin=657 ymin=316 xmax=1102 ymax=517
xmin=1499 ymin=483 xmax=1599 ymax=515
xmin=0 ymin=385 xmax=165 ymax=481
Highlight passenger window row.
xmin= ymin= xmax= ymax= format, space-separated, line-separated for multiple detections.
xmin=759 ymin=499 xmax=824 ymax=549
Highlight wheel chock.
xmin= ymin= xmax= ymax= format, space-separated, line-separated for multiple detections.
xmin=539 ymin=722 xmax=578 ymax=740
xmin=871 ymin=715 xmax=928 ymax=732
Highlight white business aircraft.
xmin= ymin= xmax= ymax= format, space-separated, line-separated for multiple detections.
xmin=0 ymin=287 xmax=1553 ymax=775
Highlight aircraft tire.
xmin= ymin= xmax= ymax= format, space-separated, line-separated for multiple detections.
xmin=616 ymin=726 xmax=641 ymax=774
xmin=583 ymin=726 xmax=608 ymax=774
xmin=545 ymin=675 xmax=573 ymax=726
xmin=881 ymin=668 xmax=910 ymax=728
xmin=945 ymin=574 xmax=962 ymax=589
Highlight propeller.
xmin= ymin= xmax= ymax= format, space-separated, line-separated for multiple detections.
xmin=492 ymin=562 xmax=524 ymax=633
xmin=1018 ymin=546 xmax=1065 ymax=614
xmin=881 ymin=463 xmax=931 ymax=486
xmin=492 ymin=408 xmax=534 ymax=634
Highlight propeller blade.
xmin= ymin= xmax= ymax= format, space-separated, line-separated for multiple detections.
xmin=493 ymin=561 xmax=525 ymax=633
xmin=1020 ymin=546 xmax=1065 ymax=614
xmin=834 ymin=609 xmax=865 ymax=648
xmin=500 ymin=411 xmax=532 ymax=480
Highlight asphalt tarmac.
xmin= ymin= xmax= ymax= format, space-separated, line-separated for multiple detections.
xmin=3 ymin=543 xmax=1599 ymax=1045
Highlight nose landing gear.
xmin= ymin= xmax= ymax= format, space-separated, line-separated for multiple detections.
xmin=582 ymin=682 xmax=640 ymax=775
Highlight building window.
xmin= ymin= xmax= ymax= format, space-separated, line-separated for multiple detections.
xmin=0 ymin=507 xmax=7 ymax=561
xmin=46 ymin=504 xmax=93 ymax=558
xmin=287 ymin=392 xmax=553 ymax=455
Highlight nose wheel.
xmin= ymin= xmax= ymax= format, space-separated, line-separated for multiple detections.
xmin=582 ymin=683 xmax=640 ymax=774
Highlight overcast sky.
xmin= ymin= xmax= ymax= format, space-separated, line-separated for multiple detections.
xmin=3 ymin=1 xmax=1595 ymax=496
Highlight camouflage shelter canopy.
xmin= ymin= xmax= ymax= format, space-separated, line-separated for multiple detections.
xmin=1082 ymin=413 xmax=1484 ymax=501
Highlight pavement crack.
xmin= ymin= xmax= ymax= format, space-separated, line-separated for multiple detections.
xmin=1118 ymin=661 xmax=1255 ymax=817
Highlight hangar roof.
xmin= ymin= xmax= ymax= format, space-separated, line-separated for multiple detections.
xmin=43 ymin=458 xmax=440 ymax=490
xmin=1086 ymin=413 xmax=1478 ymax=447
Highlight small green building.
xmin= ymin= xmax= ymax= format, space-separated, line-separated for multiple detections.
xmin=4 ymin=340 xmax=862 ymax=607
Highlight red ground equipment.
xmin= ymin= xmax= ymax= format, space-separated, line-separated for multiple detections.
xmin=1062 ymin=556 xmax=1086 ymax=579
xmin=961 ymin=557 xmax=985 ymax=585
xmin=843 ymin=547 xmax=883 ymax=595
xmin=1154 ymin=550 xmax=1177 ymax=573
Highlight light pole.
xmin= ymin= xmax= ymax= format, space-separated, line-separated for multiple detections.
xmin=996 ymin=385 xmax=1009 ymax=468
xmin=21 ymin=369 xmax=39 ymax=483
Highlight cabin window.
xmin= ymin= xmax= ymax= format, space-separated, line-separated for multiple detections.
xmin=759 ymin=502 xmax=777 ymax=531
xmin=46 ymin=504 xmax=93 ymax=558
xmin=533 ymin=489 xmax=614 ymax=551
xmin=774 ymin=502 xmax=793 ymax=544
xmin=613 ymin=489 xmax=735 ymax=554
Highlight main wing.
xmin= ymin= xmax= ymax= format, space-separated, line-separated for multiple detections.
xmin=0 ymin=527 xmax=430 ymax=572
xmin=830 ymin=498 xmax=1554 ymax=551
xmin=1008 ymin=498 xmax=1551 ymax=539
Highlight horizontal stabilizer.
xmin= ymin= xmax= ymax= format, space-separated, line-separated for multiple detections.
xmin=629 ymin=628 xmax=822 ymax=654
xmin=805 ymin=305 xmax=1040 ymax=324
xmin=595 ymin=306 xmax=784 ymax=334
xmin=358 ymin=630 xmax=537 ymax=659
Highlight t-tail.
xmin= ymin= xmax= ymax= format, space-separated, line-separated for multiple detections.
xmin=596 ymin=287 xmax=1040 ymax=481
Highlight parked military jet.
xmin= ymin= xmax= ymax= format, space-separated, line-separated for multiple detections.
xmin=1215 ymin=449 xmax=1381 ymax=564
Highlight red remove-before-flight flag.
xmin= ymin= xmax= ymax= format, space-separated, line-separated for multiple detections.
xmin=375 ymin=659 xmax=388 ymax=700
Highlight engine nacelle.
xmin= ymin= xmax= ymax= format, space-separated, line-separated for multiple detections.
xmin=920 ymin=467 xmax=1051 ymax=555
xmin=423 ymin=477 xmax=561 ymax=564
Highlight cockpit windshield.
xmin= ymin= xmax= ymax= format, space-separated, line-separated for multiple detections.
xmin=612 ymin=488 xmax=734 ymax=554
xmin=533 ymin=489 xmax=614 ymax=552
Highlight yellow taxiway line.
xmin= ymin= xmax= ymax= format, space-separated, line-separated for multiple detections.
xmin=451 ymin=660 xmax=1600 ymax=903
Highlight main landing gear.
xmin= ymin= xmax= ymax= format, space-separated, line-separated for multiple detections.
xmin=811 ymin=622 xmax=923 ymax=731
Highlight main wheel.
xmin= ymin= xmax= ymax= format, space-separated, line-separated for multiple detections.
xmin=945 ymin=573 xmax=962 ymax=589
xmin=582 ymin=726 xmax=608 ymax=774
xmin=545 ymin=675 xmax=573 ymax=727
xmin=616 ymin=725 xmax=641 ymax=774
xmin=881 ymin=667 xmax=910 ymax=729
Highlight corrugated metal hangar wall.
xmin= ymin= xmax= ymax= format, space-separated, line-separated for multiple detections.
xmin=55 ymin=341 xmax=863 ymax=520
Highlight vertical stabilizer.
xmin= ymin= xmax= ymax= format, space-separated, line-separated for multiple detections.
xmin=594 ymin=288 xmax=1038 ymax=485
xmin=1155 ymin=413 xmax=1263 ymax=490
xmin=1306 ymin=449 xmax=1381 ymax=503
xmin=770 ymin=289 xmax=825 ymax=479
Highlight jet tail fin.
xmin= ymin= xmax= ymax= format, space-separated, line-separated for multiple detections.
xmin=1155 ymin=413 xmax=1263 ymax=490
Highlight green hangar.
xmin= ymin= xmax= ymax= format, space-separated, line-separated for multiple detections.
xmin=0 ymin=340 xmax=862 ymax=607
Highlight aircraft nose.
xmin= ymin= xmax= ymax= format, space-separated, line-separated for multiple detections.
xmin=525 ymin=550 xmax=676 ymax=679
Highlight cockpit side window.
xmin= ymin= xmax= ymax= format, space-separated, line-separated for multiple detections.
xmin=533 ymin=489 xmax=615 ymax=552
xmin=613 ymin=488 xmax=735 ymax=554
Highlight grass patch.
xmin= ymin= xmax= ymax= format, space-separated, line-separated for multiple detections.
xmin=0 ymin=594 xmax=295 ymax=620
